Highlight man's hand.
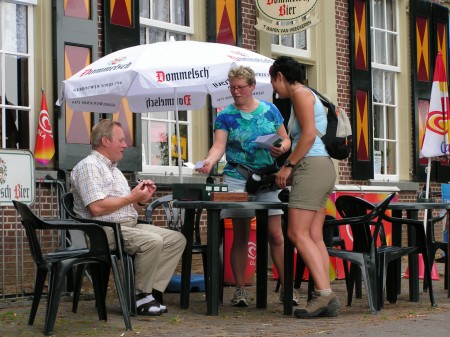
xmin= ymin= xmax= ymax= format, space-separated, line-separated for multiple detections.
xmin=132 ymin=179 xmax=157 ymax=204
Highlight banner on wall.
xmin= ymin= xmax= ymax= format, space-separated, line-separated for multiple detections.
xmin=255 ymin=0 xmax=320 ymax=35
xmin=0 ymin=149 xmax=35 ymax=206
xmin=34 ymin=90 xmax=55 ymax=166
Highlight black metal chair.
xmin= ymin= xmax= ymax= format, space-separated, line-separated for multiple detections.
xmin=13 ymin=200 xmax=131 ymax=336
xmin=332 ymin=193 xmax=435 ymax=312
xmin=426 ymin=213 xmax=448 ymax=290
xmin=145 ymin=194 xmax=209 ymax=303
xmin=61 ymin=192 xmax=138 ymax=316
xmin=276 ymin=215 xmax=350 ymax=301
xmin=328 ymin=193 xmax=397 ymax=312
xmin=381 ymin=210 xmax=436 ymax=308
xmin=417 ymin=191 xmax=448 ymax=291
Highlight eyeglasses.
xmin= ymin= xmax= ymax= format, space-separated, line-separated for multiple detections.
xmin=229 ymin=84 xmax=251 ymax=92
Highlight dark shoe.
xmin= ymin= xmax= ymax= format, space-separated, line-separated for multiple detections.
xmin=321 ymin=296 xmax=340 ymax=317
xmin=294 ymin=291 xmax=340 ymax=318
xmin=435 ymin=256 xmax=446 ymax=263
xmin=136 ymin=300 xmax=162 ymax=316
xmin=156 ymin=300 xmax=168 ymax=313
xmin=136 ymin=293 xmax=165 ymax=316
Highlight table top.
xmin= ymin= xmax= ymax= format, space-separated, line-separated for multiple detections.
xmin=386 ymin=201 xmax=450 ymax=210
xmin=173 ymin=200 xmax=287 ymax=210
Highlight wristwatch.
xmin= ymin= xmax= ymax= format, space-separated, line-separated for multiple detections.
xmin=283 ymin=159 xmax=296 ymax=168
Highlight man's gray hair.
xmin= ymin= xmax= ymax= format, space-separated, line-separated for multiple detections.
xmin=91 ymin=119 xmax=122 ymax=149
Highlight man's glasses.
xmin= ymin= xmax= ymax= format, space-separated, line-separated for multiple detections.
xmin=229 ymin=84 xmax=251 ymax=92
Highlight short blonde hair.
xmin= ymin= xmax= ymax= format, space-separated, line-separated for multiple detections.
xmin=228 ymin=66 xmax=256 ymax=85
xmin=91 ymin=119 xmax=122 ymax=149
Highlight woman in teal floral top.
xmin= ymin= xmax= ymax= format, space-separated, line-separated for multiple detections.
xmin=197 ymin=65 xmax=294 ymax=307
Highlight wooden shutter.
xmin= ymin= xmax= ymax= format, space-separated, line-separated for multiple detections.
xmin=349 ymin=0 xmax=373 ymax=180
xmin=432 ymin=4 xmax=450 ymax=182
xmin=411 ymin=1 xmax=449 ymax=182
xmin=53 ymin=0 xmax=100 ymax=170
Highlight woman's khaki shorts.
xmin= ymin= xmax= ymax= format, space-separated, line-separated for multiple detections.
xmin=288 ymin=156 xmax=336 ymax=210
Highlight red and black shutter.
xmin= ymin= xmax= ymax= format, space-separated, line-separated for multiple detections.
xmin=349 ymin=0 xmax=373 ymax=180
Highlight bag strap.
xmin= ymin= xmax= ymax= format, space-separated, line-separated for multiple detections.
xmin=309 ymin=87 xmax=329 ymax=139
xmin=227 ymin=162 xmax=254 ymax=180
xmin=287 ymin=87 xmax=329 ymax=139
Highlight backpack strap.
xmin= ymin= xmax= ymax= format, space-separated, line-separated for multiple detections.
xmin=287 ymin=86 xmax=329 ymax=138
xmin=308 ymin=87 xmax=329 ymax=139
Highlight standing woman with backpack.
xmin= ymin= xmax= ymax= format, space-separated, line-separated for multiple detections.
xmin=269 ymin=56 xmax=339 ymax=318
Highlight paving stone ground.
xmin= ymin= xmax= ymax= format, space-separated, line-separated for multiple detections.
xmin=1 ymin=261 xmax=450 ymax=337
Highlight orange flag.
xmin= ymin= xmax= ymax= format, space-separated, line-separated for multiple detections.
xmin=34 ymin=90 xmax=55 ymax=165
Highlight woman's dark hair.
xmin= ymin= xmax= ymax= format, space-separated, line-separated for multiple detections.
xmin=269 ymin=56 xmax=306 ymax=84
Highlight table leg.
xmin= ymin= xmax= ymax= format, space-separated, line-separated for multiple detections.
xmin=206 ymin=209 xmax=221 ymax=316
xmin=448 ymin=211 xmax=450 ymax=298
xmin=386 ymin=209 xmax=402 ymax=303
xmin=407 ymin=209 xmax=419 ymax=302
xmin=255 ymin=210 xmax=268 ymax=309
xmin=180 ymin=209 xmax=195 ymax=309
xmin=282 ymin=210 xmax=294 ymax=315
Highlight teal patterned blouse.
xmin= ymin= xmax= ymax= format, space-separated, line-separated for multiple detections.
xmin=214 ymin=100 xmax=284 ymax=179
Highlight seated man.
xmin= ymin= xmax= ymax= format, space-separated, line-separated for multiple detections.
xmin=70 ymin=119 xmax=186 ymax=316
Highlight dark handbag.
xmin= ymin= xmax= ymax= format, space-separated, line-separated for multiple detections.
xmin=243 ymin=164 xmax=279 ymax=194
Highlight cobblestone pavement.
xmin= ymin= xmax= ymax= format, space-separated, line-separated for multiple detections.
xmin=1 ymin=262 xmax=450 ymax=337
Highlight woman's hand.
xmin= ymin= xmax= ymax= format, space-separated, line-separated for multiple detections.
xmin=276 ymin=166 xmax=292 ymax=189
xmin=270 ymin=144 xmax=285 ymax=158
xmin=195 ymin=159 xmax=214 ymax=174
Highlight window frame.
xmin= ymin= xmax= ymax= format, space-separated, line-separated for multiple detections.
xmin=271 ymin=24 xmax=311 ymax=59
xmin=370 ymin=0 xmax=400 ymax=182
xmin=0 ymin=1 xmax=35 ymax=150
xmin=139 ymin=0 xmax=194 ymax=176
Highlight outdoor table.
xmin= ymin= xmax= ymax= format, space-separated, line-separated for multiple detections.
xmin=173 ymin=200 xmax=288 ymax=316
xmin=384 ymin=201 xmax=450 ymax=301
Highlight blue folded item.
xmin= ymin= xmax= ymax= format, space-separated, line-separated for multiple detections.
xmin=166 ymin=274 xmax=205 ymax=293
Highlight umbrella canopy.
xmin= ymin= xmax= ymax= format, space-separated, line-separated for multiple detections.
xmin=57 ymin=40 xmax=275 ymax=113
xmin=419 ymin=51 xmax=450 ymax=226
xmin=57 ymin=40 xmax=275 ymax=182
xmin=421 ymin=51 xmax=450 ymax=159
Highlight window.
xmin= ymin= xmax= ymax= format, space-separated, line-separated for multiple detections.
xmin=371 ymin=0 xmax=399 ymax=181
xmin=140 ymin=0 xmax=194 ymax=175
xmin=271 ymin=21 xmax=311 ymax=58
xmin=0 ymin=1 xmax=34 ymax=149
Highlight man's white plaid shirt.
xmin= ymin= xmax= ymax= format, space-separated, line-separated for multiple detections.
xmin=70 ymin=150 xmax=138 ymax=223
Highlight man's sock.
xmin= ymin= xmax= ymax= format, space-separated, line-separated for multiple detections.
xmin=136 ymin=292 xmax=154 ymax=306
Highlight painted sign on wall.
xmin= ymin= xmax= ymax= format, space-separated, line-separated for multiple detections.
xmin=255 ymin=0 xmax=320 ymax=35
xmin=0 ymin=149 xmax=35 ymax=206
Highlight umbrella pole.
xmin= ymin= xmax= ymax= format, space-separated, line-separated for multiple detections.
xmin=423 ymin=158 xmax=431 ymax=230
xmin=175 ymin=89 xmax=183 ymax=183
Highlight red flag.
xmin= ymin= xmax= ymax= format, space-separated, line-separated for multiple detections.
xmin=34 ymin=90 xmax=55 ymax=165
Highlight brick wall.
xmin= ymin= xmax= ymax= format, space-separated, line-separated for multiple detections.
xmin=241 ymin=0 xmax=257 ymax=51
xmin=0 ymin=181 xmax=65 ymax=299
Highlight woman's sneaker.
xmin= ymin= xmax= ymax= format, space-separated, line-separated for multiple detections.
xmin=231 ymin=287 xmax=249 ymax=307
xmin=279 ymin=288 xmax=299 ymax=306
xmin=294 ymin=291 xmax=340 ymax=318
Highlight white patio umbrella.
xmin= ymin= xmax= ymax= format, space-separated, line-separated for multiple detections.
xmin=420 ymin=51 xmax=450 ymax=227
xmin=57 ymin=39 xmax=274 ymax=181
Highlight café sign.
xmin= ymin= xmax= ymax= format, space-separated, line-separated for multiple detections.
xmin=255 ymin=0 xmax=320 ymax=35
xmin=0 ymin=149 xmax=35 ymax=206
